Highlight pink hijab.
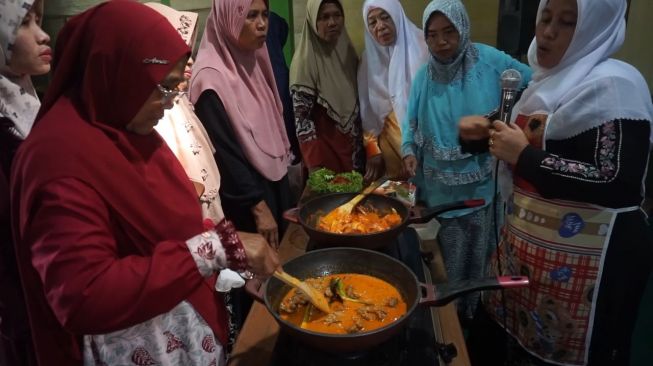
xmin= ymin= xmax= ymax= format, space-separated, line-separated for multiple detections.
xmin=190 ymin=0 xmax=290 ymax=181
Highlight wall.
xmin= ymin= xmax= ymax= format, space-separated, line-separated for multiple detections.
xmin=269 ymin=0 xmax=295 ymax=62
xmin=616 ymin=0 xmax=653 ymax=91
xmin=39 ymin=0 xmax=653 ymax=91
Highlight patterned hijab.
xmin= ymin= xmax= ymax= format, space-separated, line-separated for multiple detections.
xmin=289 ymin=0 xmax=359 ymax=130
xmin=146 ymin=2 xmax=226 ymax=224
xmin=422 ymin=0 xmax=479 ymax=84
xmin=0 ymin=0 xmax=42 ymax=139
xmin=359 ymin=0 xmax=428 ymax=135
xmin=517 ymin=0 xmax=653 ymax=143
xmin=144 ymin=2 xmax=199 ymax=53
xmin=190 ymin=0 xmax=290 ymax=182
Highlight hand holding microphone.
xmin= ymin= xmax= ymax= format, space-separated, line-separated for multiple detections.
xmin=498 ymin=68 xmax=522 ymax=124
xmin=489 ymin=121 xmax=528 ymax=165
xmin=489 ymin=69 xmax=529 ymax=165
xmin=462 ymin=68 xmax=521 ymax=132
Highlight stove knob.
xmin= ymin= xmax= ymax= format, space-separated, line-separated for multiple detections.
xmin=436 ymin=342 xmax=458 ymax=363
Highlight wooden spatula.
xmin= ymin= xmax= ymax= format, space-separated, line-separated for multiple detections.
xmin=273 ymin=269 xmax=331 ymax=313
xmin=327 ymin=176 xmax=388 ymax=217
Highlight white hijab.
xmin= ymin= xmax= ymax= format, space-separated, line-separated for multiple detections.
xmin=516 ymin=0 xmax=653 ymax=144
xmin=358 ymin=0 xmax=428 ymax=136
xmin=0 ymin=0 xmax=41 ymax=140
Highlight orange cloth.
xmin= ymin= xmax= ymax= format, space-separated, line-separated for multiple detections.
xmin=364 ymin=111 xmax=403 ymax=178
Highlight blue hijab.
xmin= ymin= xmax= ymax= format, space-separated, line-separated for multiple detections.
xmin=422 ymin=0 xmax=479 ymax=84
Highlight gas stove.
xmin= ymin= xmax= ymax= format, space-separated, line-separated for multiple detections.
xmin=268 ymin=228 xmax=457 ymax=366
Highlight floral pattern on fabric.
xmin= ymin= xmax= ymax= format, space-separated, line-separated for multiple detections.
xmin=83 ymin=301 xmax=225 ymax=366
xmin=292 ymin=88 xmax=365 ymax=172
xmin=423 ymin=158 xmax=494 ymax=186
xmin=292 ymin=89 xmax=317 ymax=143
xmin=155 ymin=96 xmax=225 ymax=223
xmin=186 ymin=219 xmax=248 ymax=277
xmin=541 ymin=122 xmax=619 ymax=182
xmin=186 ymin=228 xmax=227 ymax=277
xmin=0 ymin=1 xmax=33 ymax=61
xmin=0 ymin=0 xmax=42 ymax=139
xmin=164 ymin=331 xmax=188 ymax=353
xmin=215 ymin=219 xmax=248 ymax=272
xmin=292 ymin=86 xmax=361 ymax=139
xmin=416 ymin=131 xmax=473 ymax=161
xmin=0 ymin=71 xmax=40 ymax=140
xmin=131 ymin=347 xmax=157 ymax=365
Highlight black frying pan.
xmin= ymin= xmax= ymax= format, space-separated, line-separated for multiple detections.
xmin=247 ymin=247 xmax=528 ymax=353
xmin=283 ymin=193 xmax=484 ymax=249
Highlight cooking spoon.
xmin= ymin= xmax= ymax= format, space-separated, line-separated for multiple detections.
xmin=327 ymin=176 xmax=388 ymax=217
xmin=273 ymin=269 xmax=331 ymax=313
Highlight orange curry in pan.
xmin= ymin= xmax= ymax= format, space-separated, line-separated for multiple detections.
xmin=317 ymin=207 xmax=402 ymax=234
xmin=278 ymin=273 xmax=407 ymax=334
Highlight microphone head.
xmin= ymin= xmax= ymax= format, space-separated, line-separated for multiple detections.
xmin=501 ymin=69 xmax=522 ymax=90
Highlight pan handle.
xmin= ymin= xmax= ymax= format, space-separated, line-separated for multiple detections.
xmin=418 ymin=276 xmax=529 ymax=307
xmin=244 ymin=278 xmax=265 ymax=303
xmin=408 ymin=199 xmax=485 ymax=224
xmin=282 ymin=208 xmax=300 ymax=224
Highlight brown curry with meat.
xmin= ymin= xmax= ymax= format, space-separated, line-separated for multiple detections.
xmin=278 ymin=273 xmax=407 ymax=334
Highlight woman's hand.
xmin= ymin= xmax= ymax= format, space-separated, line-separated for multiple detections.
xmin=489 ymin=121 xmax=529 ymax=165
xmin=251 ymin=200 xmax=279 ymax=249
xmin=364 ymin=154 xmax=385 ymax=182
xmin=403 ymin=155 xmax=417 ymax=177
xmin=237 ymin=231 xmax=279 ymax=277
xmin=459 ymin=115 xmax=492 ymax=141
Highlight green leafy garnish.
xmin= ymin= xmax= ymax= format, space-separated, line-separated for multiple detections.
xmin=307 ymin=168 xmax=363 ymax=194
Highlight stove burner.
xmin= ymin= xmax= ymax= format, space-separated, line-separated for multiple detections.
xmin=271 ymin=332 xmax=405 ymax=366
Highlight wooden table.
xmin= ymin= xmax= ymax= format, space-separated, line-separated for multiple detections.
xmin=228 ymin=223 xmax=471 ymax=366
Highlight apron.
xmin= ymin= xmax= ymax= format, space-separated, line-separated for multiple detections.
xmin=485 ymin=188 xmax=638 ymax=365
xmin=485 ymin=113 xmax=640 ymax=365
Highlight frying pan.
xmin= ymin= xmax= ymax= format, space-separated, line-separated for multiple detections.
xmin=283 ymin=193 xmax=484 ymax=249
xmin=247 ymin=247 xmax=528 ymax=353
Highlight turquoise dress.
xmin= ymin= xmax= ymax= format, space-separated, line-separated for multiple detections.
xmin=402 ymin=43 xmax=531 ymax=218
xmin=402 ymin=42 xmax=531 ymax=319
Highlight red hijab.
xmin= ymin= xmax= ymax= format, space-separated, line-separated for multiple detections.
xmin=11 ymin=0 xmax=228 ymax=362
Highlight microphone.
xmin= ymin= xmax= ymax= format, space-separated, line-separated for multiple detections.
xmin=499 ymin=69 xmax=522 ymax=124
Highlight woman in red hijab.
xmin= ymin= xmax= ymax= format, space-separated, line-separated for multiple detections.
xmin=10 ymin=1 xmax=278 ymax=365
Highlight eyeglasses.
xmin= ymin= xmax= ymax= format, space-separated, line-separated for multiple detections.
xmin=157 ymin=84 xmax=184 ymax=104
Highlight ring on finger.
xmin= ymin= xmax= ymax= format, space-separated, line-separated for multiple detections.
xmin=489 ymin=138 xmax=494 ymax=146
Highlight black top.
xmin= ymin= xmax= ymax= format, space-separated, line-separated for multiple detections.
xmin=515 ymin=119 xmax=650 ymax=208
xmin=193 ymin=90 xmax=265 ymax=210
xmin=460 ymin=119 xmax=651 ymax=208
xmin=0 ymin=117 xmax=31 ymax=341
xmin=266 ymin=12 xmax=300 ymax=164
